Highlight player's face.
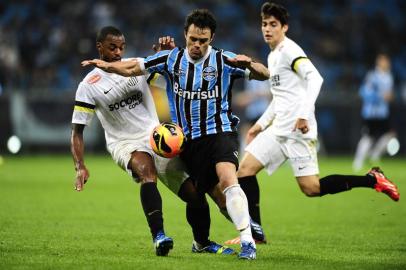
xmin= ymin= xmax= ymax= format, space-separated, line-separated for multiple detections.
xmin=376 ymin=54 xmax=391 ymax=72
xmin=184 ymin=24 xmax=213 ymax=60
xmin=97 ymin=34 xmax=126 ymax=62
xmin=261 ymin=16 xmax=288 ymax=49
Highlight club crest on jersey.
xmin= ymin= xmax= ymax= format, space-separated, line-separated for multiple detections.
xmin=202 ymin=66 xmax=217 ymax=81
xmin=127 ymin=77 xmax=138 ymax=87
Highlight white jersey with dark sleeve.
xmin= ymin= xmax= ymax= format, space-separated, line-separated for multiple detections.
xmin=72 ymin=58 xmax=160 ymax=149
xmin=256 ymin=37 xmax=323 ymax=139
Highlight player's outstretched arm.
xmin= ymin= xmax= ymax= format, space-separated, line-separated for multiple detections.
xmin=81 ymin=59 xmax=143 ymax=77
xmin=227 ymin=55 xmax=270 ymax=80
xmin=71 ymin=124 xmax=89 ymax=191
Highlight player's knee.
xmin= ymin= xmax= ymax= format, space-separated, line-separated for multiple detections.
xmin=297 ymin=176 xmax=320 ymax=197
xmin=139 ymin=177 xmax=157 ymax=184
xmin=300 ymin=184 xmax=320 ymax=197
xmin=237 ymin=162 xmax=256 ymax=178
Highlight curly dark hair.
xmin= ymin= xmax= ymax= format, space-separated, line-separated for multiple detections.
xmin=184 ymin=9 xmax=217 ymax=36
xmin=96 ymin=26 xmax=123 ymax=42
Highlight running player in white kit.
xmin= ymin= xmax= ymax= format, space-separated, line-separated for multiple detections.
xmin=226 ymin=2 xmax=400 ymax=245
xmin=71 ymin=26 xmax=234 ymax=257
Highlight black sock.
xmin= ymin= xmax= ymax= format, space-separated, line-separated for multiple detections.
xmin=319 ymin=174 xmax=376 ymax=196
xmin=186 ymin=201 xmax=211 ymax=246
xmin=140 ymin=182 xmax=164 ymax=239
xmin=239 ymin=175 xmax=261 ymax=225
xmin=178 ymin=178 xmax=211 ymax=246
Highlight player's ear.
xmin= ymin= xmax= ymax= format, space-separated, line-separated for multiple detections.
xmin=282 ymin=24 xmax=289 ymax=33
xmin=96 ymin=42 xmax=102 ymax=51
xmin=210 ymin=33 xmax=215 ymax=43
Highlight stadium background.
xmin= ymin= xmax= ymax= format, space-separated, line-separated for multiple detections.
xmin=0 ymin=0 xmax=405 ymax=155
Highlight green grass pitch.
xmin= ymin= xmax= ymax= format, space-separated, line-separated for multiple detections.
xmin=0 ymin=155 xmax=405 ymax=269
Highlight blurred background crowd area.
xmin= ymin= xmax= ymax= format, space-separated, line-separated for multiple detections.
xmin=1 ymin=0 xmax=406 ymax=155
xmin=0 ymin=0 xmax=405 ymax=100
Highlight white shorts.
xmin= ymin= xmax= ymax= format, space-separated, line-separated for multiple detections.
xmin=245 ymin=130 xmax=319 ymax=177
xmin=108 ymin=138 xmax=188 ymax=194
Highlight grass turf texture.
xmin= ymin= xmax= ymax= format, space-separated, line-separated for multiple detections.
xmin=0 ymin=155 xmax=405 ymax=270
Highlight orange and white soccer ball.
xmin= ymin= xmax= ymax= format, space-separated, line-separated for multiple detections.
xmin=150 ymin=122 xmax=185 ymax=158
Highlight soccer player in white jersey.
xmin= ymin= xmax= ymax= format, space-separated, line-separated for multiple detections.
xmin=226 ymin=2 xmax=400 ymax=245
xmin=71 ymin=26 xmax=235 ymax=257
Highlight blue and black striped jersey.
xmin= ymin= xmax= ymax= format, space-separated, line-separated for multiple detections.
xmin=143 ymin=46 xmax=246 ymax=140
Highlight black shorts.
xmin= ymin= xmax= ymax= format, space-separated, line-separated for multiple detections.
xmin=180 ymin=132 xmax=239 ymax=193
xmin=363 ymin=119 xmax=391 ymax=139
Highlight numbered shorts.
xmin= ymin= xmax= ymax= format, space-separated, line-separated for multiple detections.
xmin=245 ymin=130 xmax=319 ymax=177
xmin=109 ymin=138 xmax=188 ymax=194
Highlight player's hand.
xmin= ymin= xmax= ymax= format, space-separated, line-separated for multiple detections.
xmin=227 ymin=55 xmax=252 ymax=68
xmin=246 ymin=124 xmax=262 ymax=145
xmin=152 ymin=36 xmax=176 ymax=52
xmin=81 ymin=59 xmax=110 ymax=70
xmin=293 ymin=118 xmax=309 ymax=134
xmin=74 ymin=165 xmax=89 ymax=192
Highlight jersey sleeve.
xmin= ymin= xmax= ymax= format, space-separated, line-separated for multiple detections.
xmin=142 ymin=50 xmax=171 ymax=74
xmin=284 ymin=44 xmax=323 ymax=119
xmin=222 ymin=51 xmax=246 ymax=78
xmin=72 ymin=82 xmax=96 ymax=126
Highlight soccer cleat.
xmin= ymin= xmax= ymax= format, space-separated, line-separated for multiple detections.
xmin=192 ymin=240 xmax=236 ymax=255
xmin=238 ymin=241 xmax=256 ymax=260
xmin=368 ymin=167 xmax=400 ymax=201
xmin=224 ymin=219 xmax=267 ymax=245
xmin=250 ymin=219 xmax=267 ymax=244
xmin=153 ymin=231 xmax=174 ymax=256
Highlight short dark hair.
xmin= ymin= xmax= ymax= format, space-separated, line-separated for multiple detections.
xmin=184 ymin=9 xmax=217 ymax=36
xmin=261 ymin=2 xmax=289 ymax=25
xmin=96 ymin=26 xmax=123 ymax=43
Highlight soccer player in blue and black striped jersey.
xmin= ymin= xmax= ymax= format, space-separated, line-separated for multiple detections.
xmin=83 ymin=9 xmax=270 ymax=260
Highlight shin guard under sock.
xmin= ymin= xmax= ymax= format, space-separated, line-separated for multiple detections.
xmin=239 ymin=175 xmax=261 ymax=224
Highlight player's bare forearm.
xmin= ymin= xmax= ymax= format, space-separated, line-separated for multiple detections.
xmin=71 ymin=124 xmax=89 ymax=191
xmin=81 ymin=59 xmax=142 ymax=77
xmin=246 ymin=123 xmax=263 ymax=145
xmin=227 ymin=55 xmax=269 ymax=80
xmin=248 ymin=61 xmax=270 ymax=81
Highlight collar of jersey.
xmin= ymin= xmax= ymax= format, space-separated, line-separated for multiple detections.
xmin=184 ymin=45 xmax=212 ymax=65
xmin=274 ymin=36 xmax=288 ymax=51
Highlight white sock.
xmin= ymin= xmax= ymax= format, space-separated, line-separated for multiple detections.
xmin=370 ymin=133 xmax=394 ymax=161
xmin=353 ymin=135 xmax=372 ymax=171
xmin=240 ymin=226 xmax=255 ymax=246
xmin=223 ymin=184 xmax=254 ymax=243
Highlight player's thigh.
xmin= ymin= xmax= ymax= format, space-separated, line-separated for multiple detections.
xmin=286 ymin=138 xmax=319 ymax=177
xmin=244 ymin=130 xmax=286 ymax=176
xmin=215 ymin=162 xmax=238 ymax=190
xmin=212 ymin=132 xmax=240 ymax=190
xmin=154 ymin=155 xmax=189 ymax=195
xmin=237 ymin=152 xmax=265 ymax=177
xmin=129 ymin=151 xmax=157 ymax=182
xmin=109 ymin=139 xmax=156 ymax=182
